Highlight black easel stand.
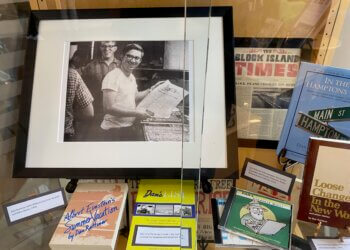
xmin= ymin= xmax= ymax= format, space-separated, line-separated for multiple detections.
xmin=201 ymin=178 xmax=213 ymax=194
xmin=65 ymin=179 xmax=79 ymax=193
xmin=278 ymin=148 xmax=298 ymax=171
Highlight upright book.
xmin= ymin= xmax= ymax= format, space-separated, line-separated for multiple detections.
xmin=126 ymin=179 xmax=196 ymax=249
xmin=277 ymin=62 xmax=350 ymax=163
xmin=49 ymin=183 xmax=128 ymax=250
xmin=298 ymin=137 xmax=350 ymax=228
xmin=219 ymin=188 xmax=292 ymax=250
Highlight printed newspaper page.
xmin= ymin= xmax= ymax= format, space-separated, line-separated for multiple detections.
xmin=235 ymin=48 xmax=301 ymax=141
xmin=137 ymin=80 xmax=188 ymax=118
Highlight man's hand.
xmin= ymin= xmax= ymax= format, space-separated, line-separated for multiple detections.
xmin=135 ymin=110 xmax=152 ymax=120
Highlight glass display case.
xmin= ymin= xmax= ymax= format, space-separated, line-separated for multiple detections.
xmin=1 ymin=0 xmax=349 ymax=249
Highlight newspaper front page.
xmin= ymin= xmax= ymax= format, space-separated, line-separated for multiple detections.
xmin=235 ymin=48 xmax=301 ymax=141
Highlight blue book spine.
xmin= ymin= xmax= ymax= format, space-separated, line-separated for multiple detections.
xmin=277 ymin=62 xmax=350 ymax=163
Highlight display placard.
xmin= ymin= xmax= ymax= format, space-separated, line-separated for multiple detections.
xmin=3 ymin=188 xmax=66 ymax=225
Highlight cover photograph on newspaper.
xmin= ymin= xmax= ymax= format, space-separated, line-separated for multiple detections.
xmin=64 ymin=40 xmax=192 ymax=142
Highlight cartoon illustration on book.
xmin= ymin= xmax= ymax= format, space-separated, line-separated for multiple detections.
xmin=240 ymin=199 xmax=286 ymax=235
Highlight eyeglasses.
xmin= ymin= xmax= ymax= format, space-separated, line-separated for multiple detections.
xmin=100 ymin=45 xmax=116 ymax=49
xmin=125 ymin=54 xmax=141 ymax=61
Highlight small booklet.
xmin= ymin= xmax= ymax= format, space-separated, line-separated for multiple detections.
xmin=126 ymin=179 xmax=196 ymax=250
xmin=218 ymin=188 xmax=292 ymax=250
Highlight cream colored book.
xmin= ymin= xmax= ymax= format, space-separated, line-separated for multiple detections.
xmin=49 ymin=183 xmax=128 ymax=250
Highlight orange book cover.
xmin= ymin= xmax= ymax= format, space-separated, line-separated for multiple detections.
xmin=49 ymin=183 xmax=128 ymax=250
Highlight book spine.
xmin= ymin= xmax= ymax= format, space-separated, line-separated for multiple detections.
xmin=210 ymin=198 xmax=222 ymax=244
xmin=218 ymin=187 xmax=236 ymax=229
xmin=276 ymin=62 xmax=312 ymax=159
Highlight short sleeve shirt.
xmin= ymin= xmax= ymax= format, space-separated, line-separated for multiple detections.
xmin=100 ymin=68 xmax=138 ymax=129
xmin=65 ymin=68 xmax=94 ymax=135
xmin=81 ymin=58 xmax=120 ymax=115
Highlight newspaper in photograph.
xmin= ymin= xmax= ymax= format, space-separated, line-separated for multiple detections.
xmin=136 ymin=80 xmax=188 ymax=118
xmin=235 ymin=48 xmax=301 ymax=141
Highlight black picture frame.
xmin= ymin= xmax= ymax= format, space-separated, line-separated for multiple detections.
xmin=234 ymin=37 xmax=313 ymax=149
xmin=13 ymin=7 xmax=237 ymax=179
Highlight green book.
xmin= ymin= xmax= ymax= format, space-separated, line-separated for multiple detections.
xmin=218 ymin=188 xmax=292 ymax=249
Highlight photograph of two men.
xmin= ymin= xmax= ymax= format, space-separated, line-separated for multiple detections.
xmin=64 ymin=40 xmax=192 ymax=142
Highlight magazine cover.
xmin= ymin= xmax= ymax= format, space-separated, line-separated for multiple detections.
xmin=126 ymin=179 xmax=196 ymax=250
xmin=218 ymin=188 xmax=292 ymax=250
xmin=298 ymin=138 xmax=350 ymax=228
xmin=277 ymin=62 xmax=350 ymax=163
xmin=49 ymin=183 xmax=128 ymax=250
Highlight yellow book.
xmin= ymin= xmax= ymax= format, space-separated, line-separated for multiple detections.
xmin=127 ymin=179 xmax=196 ymax=249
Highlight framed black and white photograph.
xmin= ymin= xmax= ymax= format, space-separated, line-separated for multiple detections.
xmin=64 ymin=40 xmax=193 ymax=143
xmin=13 ymin=7 xmax=236 ymax=178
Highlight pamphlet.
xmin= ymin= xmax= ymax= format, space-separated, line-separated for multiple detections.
xmin=126 ymin=179 xmax=196 ymax=249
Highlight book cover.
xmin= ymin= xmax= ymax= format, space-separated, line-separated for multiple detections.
xmin=128 ymin=179 xmax=234 ymax=242
xmin=218 ymin=188 xmax=292 ymax=250
xmin=277 ymin=62 xmax=350 ymax=163
xmin=211 ymin=198 xmax=268 ymax=248
xmin=126 ymin=179 xmax=196 ymax=249
xmin=49 ymin=183 xmax=128 ymax=250
xmin=297 ymin=137 xmax=350 ymax=228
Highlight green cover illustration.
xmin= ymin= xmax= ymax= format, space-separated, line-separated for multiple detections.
xmin=219 ymin=188 xmax=292 ymax=249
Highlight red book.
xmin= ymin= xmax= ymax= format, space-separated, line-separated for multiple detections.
xmin=297 ymin=138 xmax=350 ymax=228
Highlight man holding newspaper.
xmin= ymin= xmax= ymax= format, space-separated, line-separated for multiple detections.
xmin=101 ymin=43 xmax=188 ymax=141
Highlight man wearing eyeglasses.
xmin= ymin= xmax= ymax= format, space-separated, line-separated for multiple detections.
xmin=100 ymin=43 xmax=156 ymax=141
xmin=80 ymin=41 xmax=121 ymax=140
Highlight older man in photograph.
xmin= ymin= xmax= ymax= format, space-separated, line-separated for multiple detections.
xmin=100 ymin=43 xmax=156 ymax=141
xmin=80 ymin=41 xmax=121 ymax=140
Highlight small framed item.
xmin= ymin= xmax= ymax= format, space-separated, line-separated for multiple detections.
xmin=13 ymin=7 xmax=236 ymax=178
xmin=234 ymin=38 xmax=311 ymax=149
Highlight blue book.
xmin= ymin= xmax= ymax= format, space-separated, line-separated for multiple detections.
xmin=277 ymin=62 xmax=350 ymax=163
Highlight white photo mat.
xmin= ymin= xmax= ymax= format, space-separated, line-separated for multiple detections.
xmin=26 ymin=17 xmax=227 ymax=169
